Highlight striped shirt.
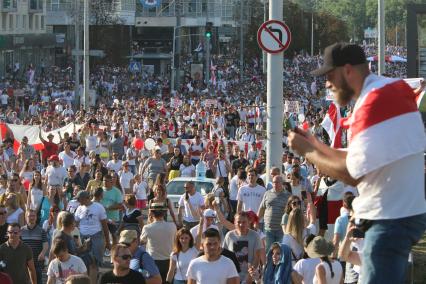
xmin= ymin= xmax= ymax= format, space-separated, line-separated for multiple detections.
xmin=259 ymin=189 xmax=290 ymax=231
xmin=21 ymin=224 xmax=47 ymax=268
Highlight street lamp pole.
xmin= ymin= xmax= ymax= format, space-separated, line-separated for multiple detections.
xmin=378 ymin=0 xmax=385 ymax=75
xmin=83 ymin=0 xmax=89 ymax=110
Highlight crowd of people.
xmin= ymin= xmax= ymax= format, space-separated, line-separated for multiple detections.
xmin=0 ymin=42 xmax=423 ymax=284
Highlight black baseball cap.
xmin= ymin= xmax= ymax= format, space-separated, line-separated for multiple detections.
xmin=311 ymin=42 xmax=367 ymax=76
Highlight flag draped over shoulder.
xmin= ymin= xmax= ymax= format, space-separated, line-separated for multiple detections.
xmin=346 ymin=76 xmax=426 ymax=179
xmin=321 ymin=102 xmax=342 ymax=148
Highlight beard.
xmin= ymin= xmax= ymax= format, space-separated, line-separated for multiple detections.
xmin=333 ymin=75 xmax=355 ymax=106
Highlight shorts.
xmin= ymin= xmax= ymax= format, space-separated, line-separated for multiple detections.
xmin=136 ymin=199 xmax=147 ymax=209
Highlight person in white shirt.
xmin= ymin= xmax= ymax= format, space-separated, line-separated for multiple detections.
xmin=126 ymin=144 xmax=137 ymax=174
xmin=47 ymin=238 xmax=87 ymax=284
xmin=85 ymin=128 xmax=98 ymax=153
xmin=28 ymin=102 xmax=39 ymax=117
xmin=106 ymin=152 xmax=123 ymax=173
xmin=240 ymin=128 xmax=255 ymax=143
xmin=118 ymin=161 xmax=134 ymax=194
xmin=178 ymin=181 xmax=205 ymax=229
xmin=45 ymin=155 xmax=67 ymax=186
xmin=58 ymin=143 xmax=77 ymax=170
xmin=187 ymin=228 xmax=239 ymax=284
xmin=237 ymin=168 xmax=266 ymax=214
xmin=132 ymin=174 xmax=148 ymax=209
xmin=0 ymin=91 xmax=8 ymax=109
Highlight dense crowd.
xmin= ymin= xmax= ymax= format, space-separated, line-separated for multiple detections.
xmin=0 ymin=43 xmax=418 ymax=284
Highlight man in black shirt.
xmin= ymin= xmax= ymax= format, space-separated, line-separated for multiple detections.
xmin=99 ymin=243 xmax=145 ymax=284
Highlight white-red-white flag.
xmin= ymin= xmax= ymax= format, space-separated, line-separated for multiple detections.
xmin=321 ymin=102 xmax=342 ymax=148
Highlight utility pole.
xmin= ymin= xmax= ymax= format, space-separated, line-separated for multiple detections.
xmin=176 ymin=0 xmax=182 ymax=90
xmin=266 ymin=0 xmax=283 ymax=183
xmin=378 ymin=0 xmax=385 ymax=75
xmin=240 ymin=0 xmax=244 ymax=81
xmin=75 ymin=0 xmax=80 ymax=108
xmin=262 ymin=0 xmax=267 ymax=74
xmin=83 ymin=0 xmax=89 ymax=109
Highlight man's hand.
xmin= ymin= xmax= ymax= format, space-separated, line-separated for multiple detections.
xmin=287 ymin=129 xmax=315 ymax=156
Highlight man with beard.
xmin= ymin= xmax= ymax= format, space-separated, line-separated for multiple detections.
xmin=288 ymin=42 xmax=426 ymax=284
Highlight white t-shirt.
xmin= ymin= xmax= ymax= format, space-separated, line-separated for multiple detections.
xmin=47 ymin=254 xmax=87 ymax=284
xmin=313 ymin=260 xmax=343 ymax=284
xmin=293 ymin=258 xmax=321 ymax=284
xmin=45 ymin=165 xmax=67 ymax=186
xmin=133 ymin=181 xmax=148 ymax=200
xmin=85 ymin=135 xmax=98 ymax=152
xmin=74 ymin=202 xmax=107 ymax=236
xmin=187 ymin=255 xmax=239 ymax=284
xmin=180 ymin=164 xmax=195 ymax=177
xmin=119 ymin=171 xmax=134 ymax=189
xmin=73 ymin=156 xmax=91 ymax=172
xmin=171 ymin=247 xmax=199 ymax=280
xmin=107 ymin=160 xmax=122 ymax=173
xmin=0 ymin=94 xmax=8 ymax=105
xmin=228 ymin=175 xmax=239 ymax=201
xmin=58 ymin=151 xmax=77 ymax=169
xmin=178 ymin=192 xmax=205 ymax=222
xmin=29 ymin=187 xmax=44 ymax=210
xmin=6 ymin=207 xmax=24 ymax=224
xmin=236 ymin=184 xmax=266 ymax=213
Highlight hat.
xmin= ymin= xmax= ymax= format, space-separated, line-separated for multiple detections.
xmin=311 ymin=43 xmax=367 ymax=76
xmin=75 ymin=190 xmax=90 ymax=200
xmin=305 ymin=236 xmax=335 ymax=258
xmin=149 ymin=202 xmax=167 ymax=211
xmin=119 ymin=230 xmax=137 ymax=244
xmin=203 ymin=209 xmax=217 ymax=218
xmin=48 ymin=155 xmax=59 ymax=161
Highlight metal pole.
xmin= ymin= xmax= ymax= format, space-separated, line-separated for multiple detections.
xmin=266 ymin=0 xmax=283 ymax=183
xmin=83 ymin=0 xmax=89 ymax=109
xmin=171 ymin=27 xmax=176 ymax=91
xmin=262 ymin=0 xmax=267 ymax=74
xmin=176 ymin=0 xmax=182 ymax=90
xmin=311 ymin=10 xmax=314 ymax=56
xmin=378 ymin=0 xmax=385 ymax=75
xmin=206 ymin=36 xmax=210 ymax=88
xmin=240 ymin=0 xmax=244 ymax=81
xmin=75 ymin=0 xmax=80 ymax=108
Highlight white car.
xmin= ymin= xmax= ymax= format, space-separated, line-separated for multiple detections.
xmin=166 ymin=176 xmax=216 ymax=216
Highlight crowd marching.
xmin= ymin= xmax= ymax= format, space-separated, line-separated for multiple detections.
xmin=0 ymin=42 xmax=423 ymax=284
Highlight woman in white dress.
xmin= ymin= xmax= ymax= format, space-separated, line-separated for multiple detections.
xmin=26 ymin=171 xmax=46 ymax=211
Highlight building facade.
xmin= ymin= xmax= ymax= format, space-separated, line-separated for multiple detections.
xmin=0 ymin=0 xmax=56 ymax=77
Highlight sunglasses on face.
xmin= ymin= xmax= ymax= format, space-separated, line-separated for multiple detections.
xmin=117 ymin=254 xmax=132 ymax=260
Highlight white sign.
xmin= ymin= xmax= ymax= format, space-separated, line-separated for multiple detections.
xmin=284 ymin=100 xmax=301 ymax=113
xmin=257 ymin=20 xmax=291 ymax=54
xmin=170 ymin=98 xmax=182 ymax=108
xmin=204 ymin=99 xmax=218 ymax=108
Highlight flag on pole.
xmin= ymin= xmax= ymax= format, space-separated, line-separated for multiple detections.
xmin=321 ymin=102 xmax=342 ymax=148
xmin=210 ymin=60 xmax=217 ymax=87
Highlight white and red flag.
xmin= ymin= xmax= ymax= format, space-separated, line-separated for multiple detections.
xmin=321 ymin=102 xmax=342 ymax=148
xmin=346 ymin=76 xmax=426 ymax=180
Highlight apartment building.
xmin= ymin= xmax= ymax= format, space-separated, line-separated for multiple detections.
xmin=0 ymin=0 xmax=56 ymax=77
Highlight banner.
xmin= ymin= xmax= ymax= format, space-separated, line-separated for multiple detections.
xmin=284 ymin=100 xmax=301 ymax=113
xmin=140 ymin=0 xmax=161 ymax=8
xmin=204 ymin=99 xmax=218 ymax=108
xmin=170 ymin=98 xmax=183 ymax=109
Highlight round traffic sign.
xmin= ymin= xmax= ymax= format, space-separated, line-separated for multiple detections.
xmin=257 ymin=20 xmax=291 ymax=54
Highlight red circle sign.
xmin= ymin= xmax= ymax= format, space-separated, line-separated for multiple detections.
xmin=257 ymin=20 xmax=291 ymax=54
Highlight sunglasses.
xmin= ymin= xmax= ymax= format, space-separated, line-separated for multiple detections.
xmin=117 ymin=254 xmax=132 ymax=260
xmin=292 ymin=201 xmax=302 ymax=206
